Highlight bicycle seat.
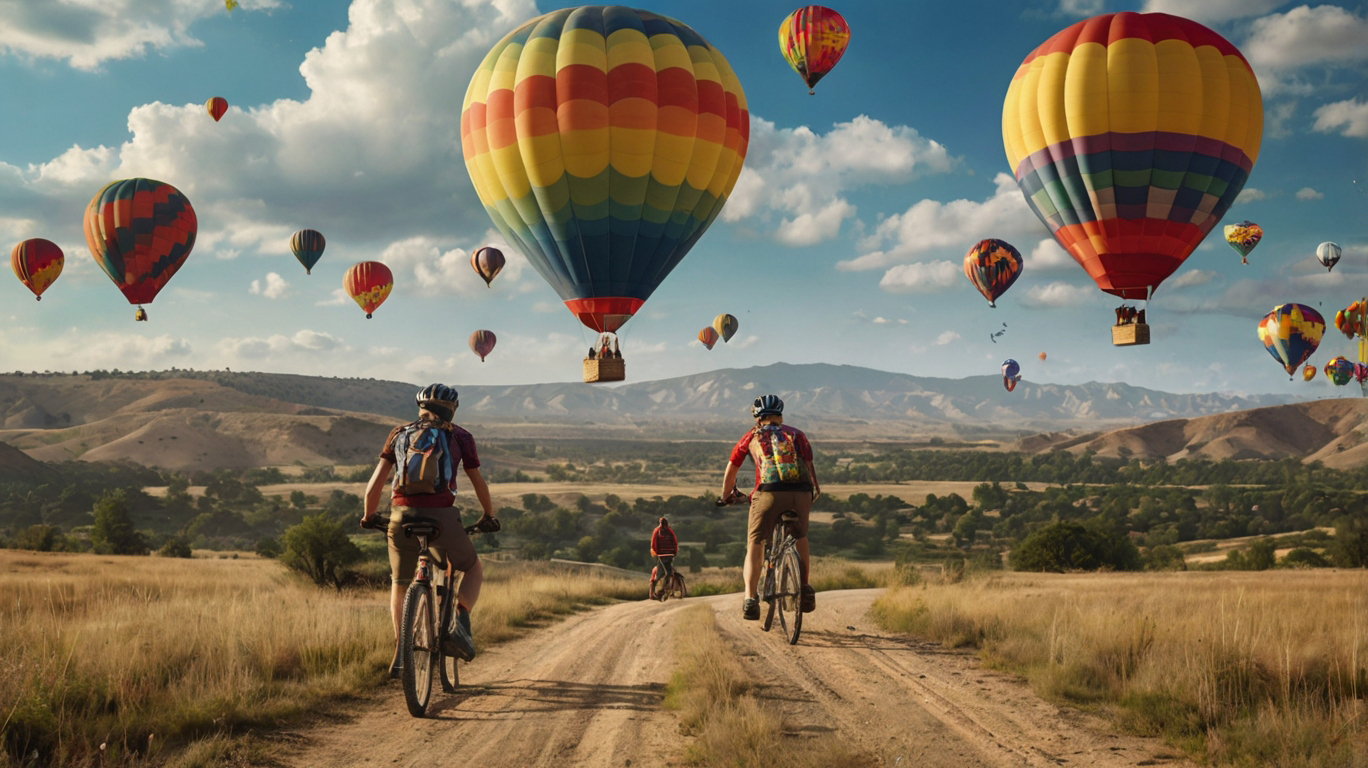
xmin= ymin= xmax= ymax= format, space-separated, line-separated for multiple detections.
xmin=400 ymin=517 xmax=442 ymax=540
xmin=778 ymin=511 xmax=800 ymax=522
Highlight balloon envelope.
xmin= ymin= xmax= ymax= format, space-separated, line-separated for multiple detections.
xmin=1258 ymin=304 xmax=1324 ymax=376
xmin=1038 ymin=351 xmax=1047 ymax=361
xmin=1317 ymin=242 xmax=1341 ymax=272
xmin=1302 ymin=363 xmax=1317 ymax=382
xmin=469 ymin=330 xmax=496 ymax=361
xmin=1223 ymin=221 xmax=1262 ymax=263
xmin=206 ymin=97 xmax=228 ymax=122
xmin=778 ymin=5 xmax=850 ymax=93
xmin=11 ymin=238 xmax=64 ymax=300
xmin=290 ymin=229 xmax=326 ymax=274
xmin=963 ymin=239 xmax=1022 ymax=307
xmin=1326 ymin=356 xmax=1354 ymax=386
xmin=698 ymin=326 xmax=719 ymax=350
xmin=471 ymin=246 xmax=505 ymax=287
xmin=343 ymin=261 xmax=393 ymax=319
xmin=1002 ymin=359 xmax=1021 ymax=392
xmin=84 ymin=178 xmax=197 ymax=308
xmin=1003 ymin=13 xmax=1263 ymax=300
xmin=461 ymin=7 xmax=750 ymax=334
xmin=713 ymin=313 xmax=739 ymax=342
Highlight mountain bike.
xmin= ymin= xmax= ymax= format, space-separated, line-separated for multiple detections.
xmin=651 ymin=557 xmax=687 ymax=601
xmin=717 ymin=491 xmax=802 ymax=644
xmin=362 ymin=513 xmax=499 ymax=717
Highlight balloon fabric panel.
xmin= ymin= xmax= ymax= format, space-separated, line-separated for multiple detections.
xmin=778 ymin=6 xmax=850 ymax=92
xmin=1257 ymin=303 xmax=1324 ymax=376
xmin=83 ymin=179 xmax=197 ymax=306
xmin=290 ymin=229 xmax=326 ymax=274
xmin=11 ymin=239 xmax=64 ymax=299
xmin=1002 ymin=13 xmax=1262 ymax=300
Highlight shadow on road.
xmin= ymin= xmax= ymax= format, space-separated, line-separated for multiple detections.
xmin=426 ymin=679 xmax=665 ymax=720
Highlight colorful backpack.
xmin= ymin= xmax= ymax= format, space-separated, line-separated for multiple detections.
xmin=392 ymin=421 xmax=453 ymax=496
xmin=755 ymin=425 xmax=808 ymax=487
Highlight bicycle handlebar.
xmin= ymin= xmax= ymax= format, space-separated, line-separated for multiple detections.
xmin=360 ymin=514 xmax=500 ymax=535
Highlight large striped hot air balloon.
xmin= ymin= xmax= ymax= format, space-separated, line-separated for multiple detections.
xmin=10 ymin=238 xmax=64 ymax=301
xmin=963 ymin=239 xmax=1022 ymax=308
xmin=83 ymin=178 xmax=197 ymax=321
xmin=343 ymin=261 xmax=393 ymax=319
xmin=461 ymin=6 xmax=749 ymax=338
xmin=290 ymin=229 xmax=326 ymax=274
xmin=778 ymin=6 xmax=850 ymax=95
xmin=1258 ymin=304 xmax=1324 ymax=378
xmin=1003 ymin=12 xmax=1263 ymax=332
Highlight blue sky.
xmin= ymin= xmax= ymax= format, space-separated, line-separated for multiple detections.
xmin=0 ymin=0 xmax=1364 ymax=397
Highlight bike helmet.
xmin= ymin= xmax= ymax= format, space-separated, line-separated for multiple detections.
xmin=751 ymin=394 xmax=784 ymax=418
xmin=416 ymin=383 xmax=459 ymax=410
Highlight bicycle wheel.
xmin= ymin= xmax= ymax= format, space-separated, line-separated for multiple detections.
xmin=671 ymin=573 xmax=687 ymax=599
xmin=437 ymin=582 xmax=459 ymax=693
xmin=776 ymin=545 xmax=803 ymax=645
xmin=760 ymin=557 xmax=776 ymax=631
xmin=400 ymin=582 xmax=435 ymax=717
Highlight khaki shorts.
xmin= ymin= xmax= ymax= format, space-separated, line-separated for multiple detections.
xmin=388 ymin=506 xmax=478 ymax=585
xmin=748 ymin=490 xmax=812 ymax=545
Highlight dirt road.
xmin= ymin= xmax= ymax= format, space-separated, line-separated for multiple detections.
xmin=280 ymin=590 xmax=1191 ymax=767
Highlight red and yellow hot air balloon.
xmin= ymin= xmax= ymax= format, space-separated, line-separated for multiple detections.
xmin=1003 ymin=13 xmax=1262 ymax=343
xmin=10 ymin=238 xmax=64 ymax=301
xmin=1302 ymin=363 xmax=1317 ymax=382
xmin=778 ymin=6 xmax=850 ymax=95
xmin=84 ymin=178 xmax=197 ymax=321
xmin=343 ymin=261 xmax=393 ymax=319
xmin=698 ymin=326 xmax=719 ymax=350
xmin=964 ymin=239 xmax=1023 ymax=308
xmin=461 ymin=7 xmax=749 ymax=343
xmin=206 ymin=97 xmax=228 ymax=122
xmin=471 ymin=246 xmax=505 ymax=288
xmin=469 ymin=330 xmax=497 ymax=362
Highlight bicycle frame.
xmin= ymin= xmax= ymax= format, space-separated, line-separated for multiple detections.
xmin=759 ymin=512 xmax=802 ymax=643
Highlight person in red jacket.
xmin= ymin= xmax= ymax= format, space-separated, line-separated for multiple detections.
xmin=649 ymin=517 xmax=678 ymax=598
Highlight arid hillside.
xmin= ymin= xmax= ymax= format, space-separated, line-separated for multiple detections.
xmin=1015 ymin=399 xmax=1368 ymax=469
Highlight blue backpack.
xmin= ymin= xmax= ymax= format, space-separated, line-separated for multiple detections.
xmin=392 ymin=421 xmax=453 ymax=496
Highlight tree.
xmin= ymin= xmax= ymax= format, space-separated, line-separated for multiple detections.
xmin=1011 ymin=522 xmax=1139 ymax=572
xmin=1331 ymin=515 xmax=1368 ymax=568
xmin=158 ymin=537 xmax=193 ymax=558
xmin=280 ymin=514 xmax=362 ymax=589
xmin=91 ymin=488 xmax=147 ymax=555
xmin=1247 ymin=538 xmax=1276 ymax=571
xmin=683 ymin=546 xmax=708 ymax=573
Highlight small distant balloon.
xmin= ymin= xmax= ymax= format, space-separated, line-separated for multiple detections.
xmin=698 ymin=327 xmax=719 ymax=350
xmin=1302 ymin=363 xmax=1317 ymax=382
xmin=714 ymin=314 xmax=739 ymax=343
xmin=1002 ymin=359 xmax=1021 ymax=392
xmin=964 ymin=239 xmax=1023 ymax=308
xmin=1038 ymin=351 xmax=1047 ymax=361
xmin=1223 ymin=221 xmax=1262 ymax=265
xmin=206 ymin=97 xmax=228 ymax=122
xmin=1316 ymin=242 xmax=1341 ymax=272
xmin=10 ymin=238 xmax=64 ymax=301
xmin=343 ymin=261 xmax=393 ymax=319
xmin=469 ymin=330 xmax=496 ymax=362
xmin=290 ymin=229 xmax=325 ymax=274
xmin=471 ymin=246 xmax=505 ymax=288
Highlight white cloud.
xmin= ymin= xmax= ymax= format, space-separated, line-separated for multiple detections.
xmin=0 ymin=328 xmax=191 ymax=370
xmin=1141 ymin=0 xmax=1287 ymax=22
xmin=840 ymin=173 xmax=1039 ymax=271
xmin=1312 ymin=98 xmax=1368 ymax=138
xmin=871 ymin=316 xmax=890 ymax=325
xmin=723 ymin=115 xmax=955 ymax=246
xmin=0 ymin=0 xmax=281 ymax=71
xmin=1058 ymin=0 xmax=1105 ymax=16
xmin=249 ymin=272 xmax=291 ymax=299
xmin=316 ymin=288 xmax=348 ymax=307
xmin=1023 ymin=238 xmax=1074 ymax=272
xmin=1243 ymin=5 xmax=1368 ymax=95
xmin=1266 ymin=101 xmax=1297 ymax=140
xmin=934 ymin=331 xmax=961 ymax=346
xmin=878 ymin=260 xmax=962 ymax=294
xmin=219 ymin=330 xmax=345 ymax=359
xmin=1236 ymin=188 xmax=1267 ymax=202
xmin=1020 ymin=282 xmax=1096 ymax=309
xmin=1170 ymin=269 xmax=1217 ymax=289
xmin=1295 ymin=186 xmax=1324 ymax=200
xmin=377 ymin=233 xmax=528 ymax=299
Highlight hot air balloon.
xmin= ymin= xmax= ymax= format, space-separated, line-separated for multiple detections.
xmin=1326 ymin=356 xmax=1354 ymax=386
xmin=1038 ymin=351 xmax=1047 ymax=361
xmin=1317 ymin=242 xmax=1341 ymax=272
xmin=343 ymin=261 xmax=393 ymax=319
xmin=290 ymin=229 xmax=325 ymax=275
xmin=1223 ymin=221 xmax=1262 ymax=265
xmin=713 ymin=313 xmax=739 ymax=342
xmin=698 ymin=326 xmax=719 ymax=350
xmin=84 ymin=178 xmax=197 ymax=321
xmin=1002 ymin=359 xmax=1021 ymax=392
xmin=461 ymin=6 xmax=749 ymax=349
xmin=471 ymin=246 xmax=505 ymax=288
xmin=1356 ymin=363 xmax=1368 ymax=388
xmin=1335 ymin=300 xmax=1366 ymax=340
xmin=778 ymin=6 xmax=850 ymax=95
xmin=1257 ymin=304 xmax=1324 ymax=378
xmin=1302 ymin=363 xmax=1317 ymax=382
xmin=10 ymin=238 xmax=64 ymax=301
xmin=469 ymin=330 xmax=496 ymax=362
xmin=1003 ymin=13 xmax=1263 ymax=345
xmin=206 ymin=97 xmax=228 ymax=122
xmin=963 ymin=239 xmax=1023 ymax=308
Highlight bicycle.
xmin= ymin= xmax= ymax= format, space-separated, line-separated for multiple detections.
xmin=650 ymin=557 xmax=687 ymax=601
xmin=361 ymin=512 xmax=499 ymax=717
xmin=718 ymin=490 xmax=802 ymax=644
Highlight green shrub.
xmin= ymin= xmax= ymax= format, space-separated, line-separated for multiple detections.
xmin=1011 ymin=522 xmax=1139 ymax=572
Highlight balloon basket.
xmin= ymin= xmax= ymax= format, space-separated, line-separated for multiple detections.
xmin=1111 ymin=323 xmax=1149 ymax=346
xmin=583 ymin=357 xmax=624 ymax=383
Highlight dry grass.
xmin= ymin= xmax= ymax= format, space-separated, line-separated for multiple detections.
xmin=0 ymin=550 xmax=638 ymax=767
xmin=871 ymin=570 xmax=1368 ymax=767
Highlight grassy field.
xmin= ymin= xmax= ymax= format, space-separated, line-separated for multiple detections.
xmin=0 ymin=550 xmax=640 ymax=767
xmin=871 ymin=570 xmax=1368 ymax=767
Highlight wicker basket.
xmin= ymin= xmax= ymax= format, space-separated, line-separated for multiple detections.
xmin=583 ymin=356 xmax=625 ymax=383
xmin=1111 ymin=323 xmax=1150 ymax=346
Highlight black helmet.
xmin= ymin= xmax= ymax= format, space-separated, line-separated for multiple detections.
xmin=416 ymin=383 xmax=459 ymax=410
xmin=751 ymin=394 xmax=783 ymax=418
xmin=659 ymin=516 xmax=669 ymax=525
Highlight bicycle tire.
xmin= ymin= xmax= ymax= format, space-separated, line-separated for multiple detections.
xmin=776 ymin=545 xmax=803 ymax=645
xmin=760 ymin=561 xmax=776 ymax=631
xmin=674 ymin=573 xmax=687 ymax=599
xmin=437 ymin=579 xmax=459 ymax=694
xmin=400 ymin=582 xmax=435 ymax=717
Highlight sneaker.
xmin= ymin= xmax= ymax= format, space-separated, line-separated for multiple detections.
xmin=443 ymin=608 xmax=476 ymax=661
xmin=742 ymin=597 xmax=760 ymax=621
xmin=800 ymin=585 xmax=816 ymax=613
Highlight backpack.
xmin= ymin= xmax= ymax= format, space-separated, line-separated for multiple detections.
xmin=392 ymin=421 xmax=453 ymax=496
xmin=754 ymin=425 xmax=808 ymax=487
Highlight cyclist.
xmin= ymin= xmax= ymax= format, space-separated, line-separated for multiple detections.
xmin=648 ymin=516 xmax=678 ymax=598
xmin=720 ymin=394 xmax=820 ymax=621
xmin=361 ymin=384 xmax=497 ymax=676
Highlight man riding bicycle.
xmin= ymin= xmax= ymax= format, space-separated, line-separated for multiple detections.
xmin=361 ymin=384 xmax=497 ymax=676
xmin=649 ymin=516 xmax=678 ymax=598
xmin=720 ymin=394 xmax=820 ymax=621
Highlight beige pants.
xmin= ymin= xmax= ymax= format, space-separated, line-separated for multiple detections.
xmin=747 ymin=490 xmax=812 ymax=545
xmin=387 ymin=506 xmax=478 ymax=585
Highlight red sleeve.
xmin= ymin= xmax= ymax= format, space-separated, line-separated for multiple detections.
xmin=794 ymin=428 xmax=813 ymax=462
xmin=728 ymin=430 xmax=753 ymax=466
xmin=452 ymin=428 xmax=481 ymax=470
xmin=379 ymin=425 xmax=403 ymax=463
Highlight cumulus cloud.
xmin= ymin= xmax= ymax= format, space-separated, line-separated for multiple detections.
xmin=934 ymin=331 xmax=960 ymax=346
xmin=1023 ymin=238 xmax=1074 ymax=272
xmin=1295 ymin=186 xmax=1324 ymax=200
xmin=1020 ymin=282 xmax=1096 ymax=309
xmin=1236 ymin=188 xmax=1267 ymax=202
xmin=377 ymin=233 xmax=529 ymax=299
xmin=878 ymin=260 xmax=961 ymax=294
xmin=1170 ymin=269 xmax=1217 ymax=289
xmin=249 ymin=272 xmax=291 ymax=299
xmin=0 ymin=0 xmax=281 ymax=71
xmin=1242 ymin=5 xmax=1368 ymax=95
xmin=723 ymin=115 xmax=955 ymax=246
xmin=1141 ymin=0 xmax=1287 ymax=22
xmin=1058 ymin=0 xmax=1105 ymax=16
xmin=0 ymin=328 xmax=192 ymax=370
xmin=219 ymin=329 xmax=345 ymax=359
xmin=1313 ymin=98 xmax=1368 ymax=138
xmin=1266 ymin=101 xmax=1298 ymax=140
